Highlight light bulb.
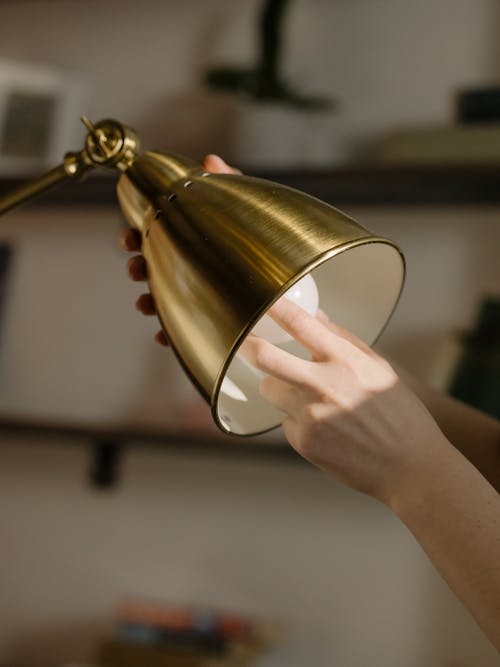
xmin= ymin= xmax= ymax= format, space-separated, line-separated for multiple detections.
xmin=251 ymin=273 xmax=319 ymax=344
xmin=220 ymin=273 xmax=319 ymax=403
xmin=221 ymin=376 xmax=248 ymax=402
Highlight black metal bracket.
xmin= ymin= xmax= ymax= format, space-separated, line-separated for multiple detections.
xmin=90 ymin=439 xmax=123 ymax=489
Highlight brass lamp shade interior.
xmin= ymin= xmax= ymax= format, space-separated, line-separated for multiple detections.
xmin=117 ymin=151 xmax=405 ymax=437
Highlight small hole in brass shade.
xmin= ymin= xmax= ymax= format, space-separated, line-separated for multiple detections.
xmin=168 ymin=193 xmax=176 ymax=202
xmin=201 ymin=172 xmax=210 ymax=177
xmin=184 ymin=180 xmax=193 ymax=187
xmin=154 ymin=210 xmax=161 ymax=219
xmin=145 ymin=228 xmax=150 ymax=238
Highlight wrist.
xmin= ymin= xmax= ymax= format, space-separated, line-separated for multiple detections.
xmin=385 ymin=431 xmax=458 ymax=520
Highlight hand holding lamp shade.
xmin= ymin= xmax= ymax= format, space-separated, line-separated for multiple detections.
xmin=0 ymin=118 xmax=405 ymax=436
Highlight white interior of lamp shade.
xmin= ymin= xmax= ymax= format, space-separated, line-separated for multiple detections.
xmin=216 ymin=242 xmax=404 ymax=436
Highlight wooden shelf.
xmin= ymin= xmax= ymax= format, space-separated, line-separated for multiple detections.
xmin=0 ymin=415 xmax=295 ymax=461
xmin=2 ymin=164 xmax=500 ymax=207
xmin=0 ymin=415 xmax=298 ymax=487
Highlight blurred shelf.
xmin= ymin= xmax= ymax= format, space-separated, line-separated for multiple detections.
xmin=258 ymin=164 xmax=500 ymax=206
xmin=3 ymin=164 xmax=500 ymax=207
xmin=0 ymin=415 xmax=299 ymax=487
xmin=0 ymin=415 xmax=296 ymax=462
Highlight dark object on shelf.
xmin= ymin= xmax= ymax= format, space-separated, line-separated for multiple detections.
xmin=90 ymin=439 xmax=123 ymax=489
xmin=449 ymin=297 xmax=500 ymax=420
xmin=0 ymin=243 xmax=13 ymax=342
xmin=204 ymin=0 xmax=334 ymax=110
xmin=457 ymin=87 xmax=500 ymax=123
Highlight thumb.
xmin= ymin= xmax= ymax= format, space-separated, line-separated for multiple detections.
xmin=203 ymin=154 xmax=241 ymax=175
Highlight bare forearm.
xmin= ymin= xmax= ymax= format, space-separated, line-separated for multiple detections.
xmin=390 ymin=438 xmax=500 ymax=651
xmin=394 ymin=363 xmax=500 ymax=491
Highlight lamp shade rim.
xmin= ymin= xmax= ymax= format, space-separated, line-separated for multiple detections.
xmin=211 ymin=235 xmax=405 ymax=436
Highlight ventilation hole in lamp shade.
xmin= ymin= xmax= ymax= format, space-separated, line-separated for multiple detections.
xmin=168 ymin=193 xmax=177 ymax=202
xmin=184 ymin=180 xmax=193 ymax=187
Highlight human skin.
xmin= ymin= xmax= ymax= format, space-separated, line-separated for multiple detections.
xmin=120 ymin=155 xmax=500 ymax=651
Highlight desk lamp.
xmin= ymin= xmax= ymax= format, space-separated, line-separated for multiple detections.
xmin=0 ymin=118 xmax=405 ymax=436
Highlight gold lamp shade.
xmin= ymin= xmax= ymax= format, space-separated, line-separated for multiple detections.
xmin=117 ymin=151 xmax=405 ymax=436
xmin=0 ymin=118 xmax=405 ymax=437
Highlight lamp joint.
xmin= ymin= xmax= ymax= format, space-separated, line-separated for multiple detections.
xmin=80 ymin=117 xmax=140 ymax=172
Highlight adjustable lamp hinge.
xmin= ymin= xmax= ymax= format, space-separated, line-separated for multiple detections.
xmin=79 ymin=117 xmax=140 ymax=172
xmin=0 ymin=117 xmax=141 ymax=217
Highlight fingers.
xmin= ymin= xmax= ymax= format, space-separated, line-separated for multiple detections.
xmin=315 ymin=308 xmax=330 ymax=325
xmin=127 ymin=255 xmax=147 ymax=281
xmin=267 ymin=299 xmax=335 ymax=361
xmin=119 ymin=227 xmax=142 ymax=252
xmin=135 ymin=293 xmax=156 ymax=315
xmin=281 ymin=418 xmax=299 ymax=451
xmin=155 ymin=330 xmax=170 ymax=347
xmin=240 ymin=335 xmax=312 ymax=388
xmin=203 ymin=154 xmax=241 ymax=175
xmin=120 ymin=153 xmax=238 ymax=353
xmin=135 ymin=293 xmax=168 ymax=345
xmin=120 ymin=229 xmax=146 ymax=281
xmin=316 ymin=308 xmax=376 ymax=358
xmin=260 ymin=375 xmax=300 ymax=415
xmin=119 ymin=226 xmax=167 ymax=346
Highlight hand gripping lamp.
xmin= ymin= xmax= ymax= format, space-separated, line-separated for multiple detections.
xmin=0 ymin=118 xmax=405 ymax=436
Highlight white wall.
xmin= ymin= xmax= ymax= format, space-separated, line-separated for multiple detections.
xmin=0 ymin=202 xmax=498 ymax=667
xmin=0 ymin=437 xmax=498 ymax=667
xmin=1 ymin=203 xmax=499 ymax=423
xmin=1 ymin=2 xmax=500 ymax=666
xmin=0 ymin=0 xmax=499 ymax=159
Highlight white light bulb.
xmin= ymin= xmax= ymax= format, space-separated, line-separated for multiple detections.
xmin=251 ymin=273 xmax=319 ymax=344
xmin=220 ymin=274 xmax=319 ymax=403
xmin=221 ymin=376 xmax=248 ymax=402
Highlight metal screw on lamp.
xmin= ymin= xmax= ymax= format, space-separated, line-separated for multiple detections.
xmin=0 ymin=117 xmax=405 ymax=436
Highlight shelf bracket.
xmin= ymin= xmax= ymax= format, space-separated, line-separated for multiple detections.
xmin=89 ymin=439 xmax=123 ymax=489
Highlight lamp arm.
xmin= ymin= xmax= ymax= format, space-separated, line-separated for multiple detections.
xmin=0 ymin=152 xmax=93 ymax=217
xmin=0 ymin=117 xmax=140 ymax=218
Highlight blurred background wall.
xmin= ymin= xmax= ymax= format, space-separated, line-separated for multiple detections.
xmin=0 ymin=0 xmax=499 ymax=160
xmin=0 ymin=1 xmax=499 ymax=666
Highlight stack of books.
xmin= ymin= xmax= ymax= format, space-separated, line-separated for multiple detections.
xmin=95 ymin=599 xmax=285 ymax=667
